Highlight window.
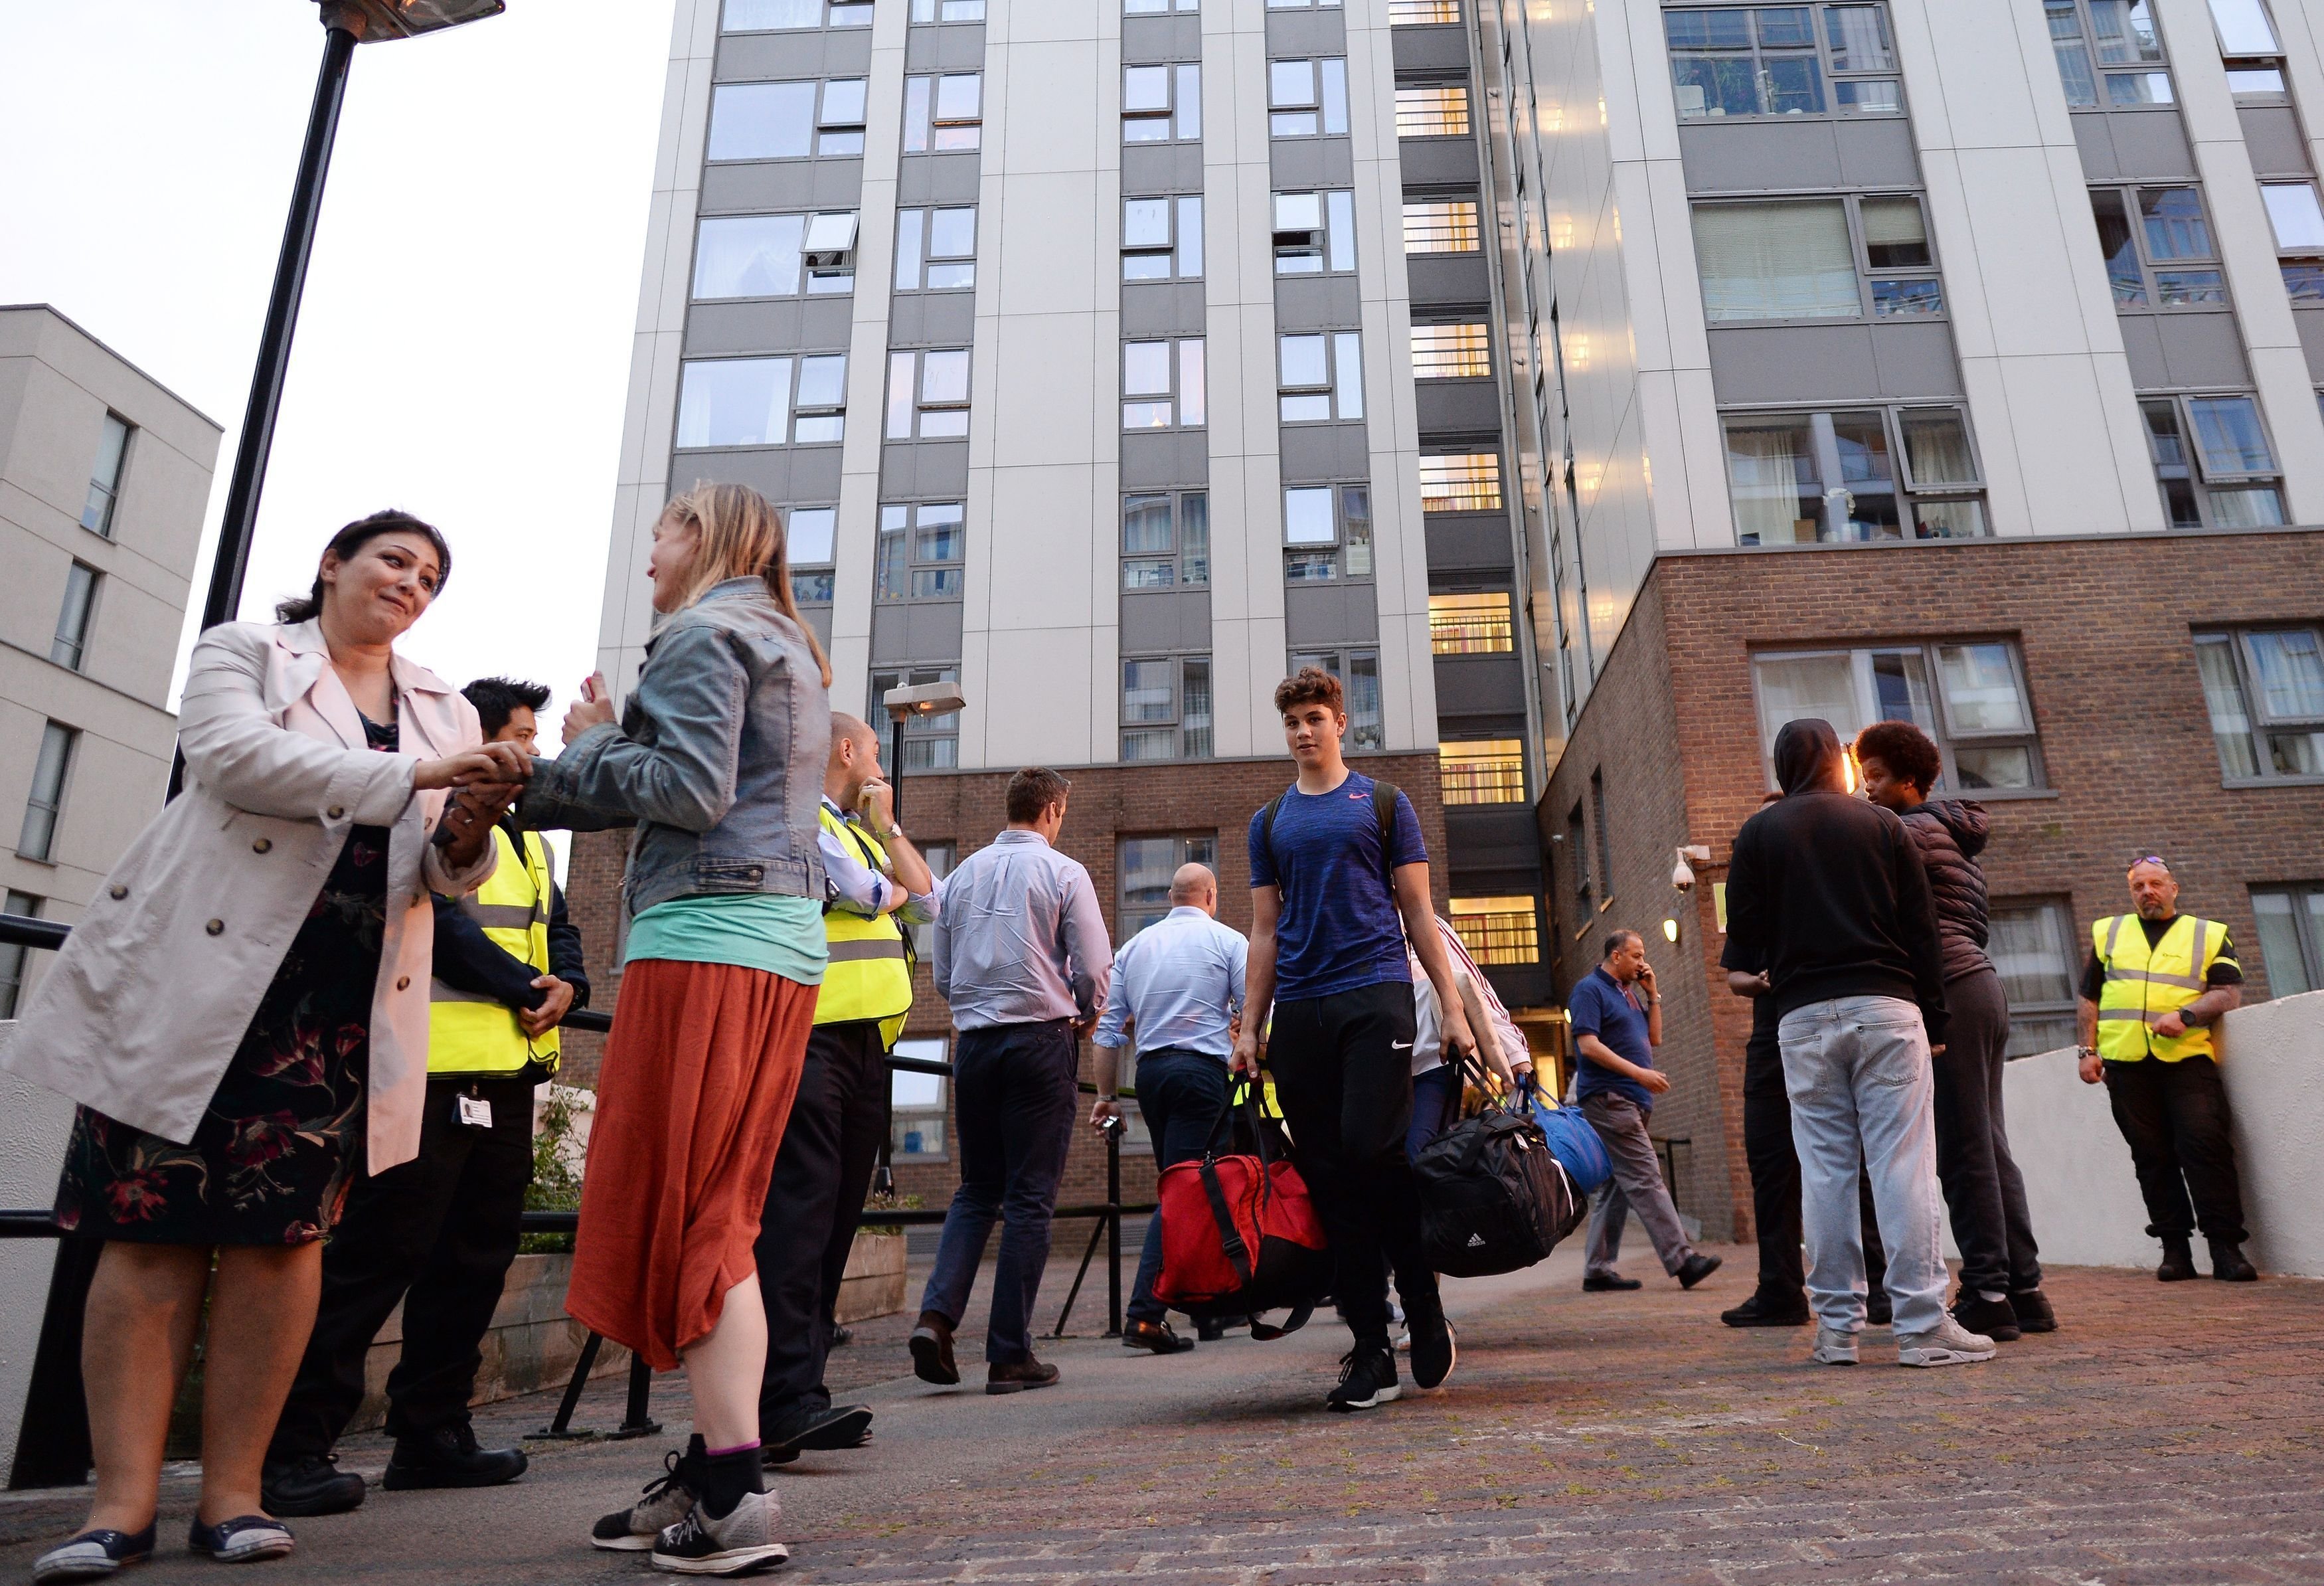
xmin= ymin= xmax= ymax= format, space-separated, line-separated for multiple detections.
xmin=1123 ymin=64 xmax=1202 ymax=143
xmin=1404 ymin=198 xmax=1481 ymax=254
xmin=1453 ymin=896 xmax=1541 ymax=965
xmin=676 ymin=355 xmax=847 ymax=447
xmin=1121 ymin=657 xmax=1214 ymax=760
xmin=2141 ymin=395 xmax=2284 ymax=528
xmin=723 ymin=0 xmax=872 ymax=28
xmin=1282 ymin=485 xmax=1373 ymax=582
xmin=1430 ymin=591 xmax=1515 ymax=654
xmin=1420 ymin=452 xmax=1503 ymax=512
xmin=1752 ymin=641 xmax=2044 ymax=791
xmin=1665 ymin=5 xmax=1902 ymax=119
xmin=1270 ymin=58 xmax=1350 ymax=137
xmin=1122 ymin=339 xmax=1206 ymax=430
xmin=1122 ymin=490 xmax=1210 ymax=590
xmin=1119 ymin=834 xmax=1220 ymax=938
xmin=1990 ymin=900 xmax=2080 ymax=1057
xmin=2090 ymin=187 xmax=2226 ymax=309
xmin=1724 ymin=405 xmax=1986 ymax=543
xmin=1127 ymin=0 xmax=1201 ymax=11
xmin=2046 ymin=0 xmax=2172 ymax=107
xmin=82 ymin=414 xmax=129 ymax=537
xmin=707 ymin=78 xmax=867 ymax=160
xmin=1287 ymin=648 xmax=1384 ymax=749
xmin=912 ymin=0 xmax=986 ymax=17
xmin=1692 ymin=193 xmax=1941 ymax=323
xmin=2208 ymin=0 xmax=2287 ymax=96
xmin=1412 ymin=322 xmax=1491 ymax=378
xmin=1440 ymin=739 xmax=1526 ymax=804
xmin=787 ymin=507 xmax=837 ymax=603
xmin=1268 ymin=0 xmax=1341 ymax=8
xmin=894 ymin=207 xmax=977 ymax=291
xmin=903 ymin=74 xmax=983 ymax=152
xmin=2260 ymin=184 xmax=2324 ymax=302
xmin=1273 ymin=191 xmax=1357 ymax=274
xmin=886 ymin=348 xmax=971 ymax=439
xmin=1278 ymin=332 xmax=1363 ymax=422
xmin=18 ymin=722 xmax=75 ymax=862
xmin=1590 ymin=768 xmax=1614 ymax=905
xmin=890 ymin=1037 xmax=949 ymax=1160
xmin=876 ymin=501 xmax=966 ymax=601
xmin=870 ymin=665 xmax=961 ymax=768
xmin=52 ymin=563 xmax=98 ymax=671
xmin=2195 ymin=627 xmax=2324 ymax=778
xmin=2252 ymin=884 xmax=2324 ymax=995
xmin=693 ymin=212 xmax=859 ymax=299
xmin=1123 ymin=196 xmax=1204 ymax=281
xmin=1392 ymin=0 xmax=1461 ymax=19
xmin=0 ymin=891 xmax=40 ymax=1020
xmin=1396 ymin=84 xmax=1470 ymax=137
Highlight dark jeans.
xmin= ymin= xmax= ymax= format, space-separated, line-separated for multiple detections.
xmin=1406 ymin=1064 xmax=1462 ymax=1162
xmin=919 ymin=1019 xmax=1079 ymax=1364
xmin=754 ymin=1019 xmax=891 ymax=1433
xmin=2104 ymin=1054 xmax=2248 ymax=1243
xmin=270 ymin=1075 xmax=534 ymax=1460
xmin=1742 ymin=1028 xmax=1885 ymax=1304
xmin=1930 ymin=968 xmax=2042 ymax=1295
xmin=1268 ymin=980 xmax=1436 ymax=1346
xmin=1125 ymin=1047 xmax=1232 ymax=1326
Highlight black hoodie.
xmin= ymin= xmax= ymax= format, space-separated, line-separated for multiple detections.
xmin=1720 ymin=719 xmax=1950 ymax=1042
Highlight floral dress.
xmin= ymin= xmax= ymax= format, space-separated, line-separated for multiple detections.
xmin=54 ymin=713 xmax=399 ymax=1246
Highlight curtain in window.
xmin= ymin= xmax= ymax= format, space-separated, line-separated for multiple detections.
xmin=2188 ymin=396 xmax=2275 ymax=474
xmin=1692 ymin=201 xmax=1858 ymax=320
xmin=1754 ymin=655 xmax=1859 ymax=757
xmin=1725 ymin=422 xmax=1819 ymax=543
xmin=1824 ymin=5 xmax=1894 ymax=68
xmin=2244 ymin=630 xmax=2324 ymax=719
xmin=1899 ymin=411 xmax=1977 ymax=487
xmin=1989 ymin=905 xmax=2073 ymax=1007
xmin=2250 ymin=892 xmax=2313 ymax=996
xmin=1936 ymin=643 xmax=2029 ymax=733
xmin=2195 ymin=637 xmax=2262 ymax=777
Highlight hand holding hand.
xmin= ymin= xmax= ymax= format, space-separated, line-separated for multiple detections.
xmin=414 ymin=741 xmax=532 ymax=790
xmin=564 ymin=672 xmax=616 ymax=746
xmin=523 ymin=976 xmax=575 ymax=1038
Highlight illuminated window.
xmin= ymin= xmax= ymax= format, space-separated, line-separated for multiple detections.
xmin=1390 ymin=0 xmax=1460 ymax=19
xmin=1404 ymin=199 xmax=1480 ymax=254
xmin=1396 ymin=84 xmax=1470 ymax=137
xmin=1440 ymin=739 xmax=1525 ymax=805
xmin=1453 ymin=896 xmax=1541 ymax=965
xmin=1412 ymin=323 xmax=1491 ymax=379
xmin=1430 ymin=592 xmax=1515 ymax=654
xmin=1419 ymin=452 xmax=1502 ymax=512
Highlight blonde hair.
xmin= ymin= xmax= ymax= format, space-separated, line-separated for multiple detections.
xmin=663 ymin=482 xmax=833 ymax=687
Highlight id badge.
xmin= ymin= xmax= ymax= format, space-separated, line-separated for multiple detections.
xmin=456 ymin=1093 xmax=493 ymax=1130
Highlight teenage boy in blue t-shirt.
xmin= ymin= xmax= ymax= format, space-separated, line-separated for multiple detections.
xmin=1233 ymin=666 xmax=1479 ymax=1413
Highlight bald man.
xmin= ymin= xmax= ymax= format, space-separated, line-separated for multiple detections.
xmin=1093 ymin=863 xmax=1250 ymax=1354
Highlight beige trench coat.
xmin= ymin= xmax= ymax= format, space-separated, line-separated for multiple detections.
xmin=1 ymin=620 xmax=495 ymax=1174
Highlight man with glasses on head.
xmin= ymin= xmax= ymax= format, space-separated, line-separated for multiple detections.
xmin=2078 ymin=856 xmax=2257 ymax=1283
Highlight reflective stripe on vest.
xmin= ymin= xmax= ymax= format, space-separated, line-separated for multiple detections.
xmin=815 ymin=804 xmax=914 ymax=1039
xmin=428 ymin=826 xmax=560 ymax=1075
xmin=2092 ymin=913 xmax=2222 ymax=1064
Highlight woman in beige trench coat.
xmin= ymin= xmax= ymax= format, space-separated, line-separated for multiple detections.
xmin=3 ymin=511 xmax=529 ymax=1579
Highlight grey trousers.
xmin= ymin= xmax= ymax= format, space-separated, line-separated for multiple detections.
xmin=1581 ymin=1094 xmax=1697 ymax=1277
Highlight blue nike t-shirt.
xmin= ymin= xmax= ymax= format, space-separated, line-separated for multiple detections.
xmin=1248 ymin=771 xmax=1428 ymax=1003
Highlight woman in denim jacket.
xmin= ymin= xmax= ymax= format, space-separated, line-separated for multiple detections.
xmin=522 ymin=484 xmax=829 ymax=1575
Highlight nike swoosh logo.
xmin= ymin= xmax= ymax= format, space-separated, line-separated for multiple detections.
xmin=1390 ymin=1041 xmax=1413 ymax=1051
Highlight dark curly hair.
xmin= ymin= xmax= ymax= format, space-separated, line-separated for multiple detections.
xmin=274 ymin=509 xmax=451 ymax=624
xmin=1273 ymin=665 xmax=1343 ymax=717
xmin=1853 ymin=719 xmax=1943 ymax=796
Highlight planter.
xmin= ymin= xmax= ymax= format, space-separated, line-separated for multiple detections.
xmin=836 ymin=1231 xmax=906 ymax=1324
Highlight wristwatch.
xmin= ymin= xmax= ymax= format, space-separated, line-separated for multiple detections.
xmin=2077 ymin=1045 xmax=2099 ymax=1059
xmin=884 ymin=823 xmax=904 ymax=839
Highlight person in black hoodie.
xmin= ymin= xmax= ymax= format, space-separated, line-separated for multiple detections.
xmin=1722 ymin=719 xmax=1995 ymax=1368
xmin=1855 ymin=722 xmax=2054 ymax=1343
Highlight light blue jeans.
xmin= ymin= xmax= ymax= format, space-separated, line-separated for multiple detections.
xmin=1778 ymin=996 xmax=1948 ymax=1336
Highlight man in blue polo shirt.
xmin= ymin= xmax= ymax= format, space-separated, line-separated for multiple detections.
xmin=1570 ymin=930 xmax=1721 ymax=1294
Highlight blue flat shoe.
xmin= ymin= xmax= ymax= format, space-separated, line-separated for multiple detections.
xmin=185 ymin=1516 xmax=294 ymax=1564
xmin=33 ymin=1522 xmax=155 ymax=1581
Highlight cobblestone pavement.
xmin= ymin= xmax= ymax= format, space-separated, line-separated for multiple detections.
xmin=3 ymin=1244 xmax=2318 ymax=1585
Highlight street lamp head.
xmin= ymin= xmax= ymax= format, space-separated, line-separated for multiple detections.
xmin=882 ymin=680 xmax=967 ymax=723
xmin=319 ymin=0 xmax=505 ymax=40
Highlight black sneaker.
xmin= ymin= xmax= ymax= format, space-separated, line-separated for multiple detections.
xmin=32 ymin=1522 xmax=154 ymax=1582
xmin=185 ymin=1516 xmax=294 ymax=1564
xmin=1325 ymin=1344 xmax=1402 ymax=1413
xmin=382 ymin=1423 xmax=528 ymax=1490
xmin=651 ymin=1491 xmax=788 ymax=1577
xmin=829 ymin=1324 xmax=854 ymax=1348
xmin=260 ymin=1452 xmax=366 ymax=1517
xmin=1677 ymin=1253 xmax=1724 ymax=1290
xmin=762 ymin=1403 xmax=872 ymax=1461
xmin=1408 ymin=1312 xmax=1457 ymax=1391
xmin=2209 ymin=1238 xmax=2258 ymax=1282
xmin=1582 ymin=1272 xmax=1642 ymax=1292
xmin=2008 ymin=1288 xmax=2058 ymax=1333
xmin=593 ymin=1439 xmax=704 ymax=1552
xmin=1948 ymin=1292 xmax=2021 ymax=1342
xmin=1721 ymin=1290 xmax=1811 ymax=1328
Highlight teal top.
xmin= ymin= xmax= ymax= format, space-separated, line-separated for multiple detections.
xmin=623 ymin=893 xmax=829 ymax=985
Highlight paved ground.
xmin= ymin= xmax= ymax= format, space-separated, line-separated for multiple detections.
xmin=3 ymin=1241 xmax=2319 ymax=1585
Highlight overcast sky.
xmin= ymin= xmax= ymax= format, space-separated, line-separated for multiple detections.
xmin=0 ymin=0 xmax=675 ymax=747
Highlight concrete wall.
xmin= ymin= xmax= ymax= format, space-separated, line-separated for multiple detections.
xmin=2003 ymin=991 xmax=2324 ymax=1280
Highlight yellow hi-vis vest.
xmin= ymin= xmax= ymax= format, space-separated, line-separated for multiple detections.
xmin=428 ymin=826 xmax=560 ymax=1076
xmin=815 ymin=804 xmax=914 ymax=1046
xmin=2092 ymin=913 xmax=2233 ymax=1064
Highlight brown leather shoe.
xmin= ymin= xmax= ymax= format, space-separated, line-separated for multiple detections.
xmin=908 ymin=1311 xmax=959 ymax=1385
xmin=985 ymin=1356 xmax=1060 ymax=1395
xmin=1122 ymin=1320 xmax=1195 ymax=1355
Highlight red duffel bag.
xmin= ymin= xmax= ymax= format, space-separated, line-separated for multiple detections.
xmin=1153 ymin=1084 xmax=1334 ymax=1339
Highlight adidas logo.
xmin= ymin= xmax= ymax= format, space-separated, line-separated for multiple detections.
xmin=1465 ymin=1233 xmax=1486 ymax=1247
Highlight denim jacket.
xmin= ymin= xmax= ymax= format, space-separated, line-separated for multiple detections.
xmin=523 ymin=578 xmax=830 ymax=917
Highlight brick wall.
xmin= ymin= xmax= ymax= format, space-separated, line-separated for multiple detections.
xmin=1542 ymin=527 xmax=2324 ymax=1245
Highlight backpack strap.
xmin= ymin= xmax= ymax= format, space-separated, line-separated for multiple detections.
xmin=1258 ymin=790 xmax=1289 ymax=889
xmin=1370 ymin=778 xmax=1401 ymax=897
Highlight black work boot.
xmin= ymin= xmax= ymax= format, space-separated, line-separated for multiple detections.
xmin=260 ymin=1453 xmax=366 ymax=1517
xmin=1720 ymin=1290 xmax=1810 ymax=1328
xmin=2208 ymin=1238 xmax=2258 ymax=1282
xmin=382 ymin=1423 xmax=528 ymax=1490
xmin=2157 ymin=1235 xmax=2199 ymax=1281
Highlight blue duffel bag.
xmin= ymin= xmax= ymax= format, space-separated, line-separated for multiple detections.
xmin=1523 ymin=1081 xmax=1611 ymax=1195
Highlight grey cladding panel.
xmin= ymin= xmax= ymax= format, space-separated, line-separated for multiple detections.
xmin=904 ymin=24 xmax=987 ymax=70
xmin=1710 ymin=325 xmax=1878 ymax=402
xmin=1396 ymin=138 xmax=1480 ymax=188
xmin=1278 ymin=422 xmax=1372 ymax=484
xmin=1432 ymin=654 xmax=1527 ymax=717
xmin=1272 ymin=137 xmax=1356 ymax=189
xmin=1392 ymin=24 xmax=1471 ymax=74
xmin=2074 ymin=108 xmax=2196 ymax=181
xmin=1408 ymin=253 xmax=1491 ymax=309
xmin=2298 ymin=306 xmax=2324 ymax=383
xmin=1867 ymin=319 xmax=1963 ymax=399
xmin=799 ymin=604 xmax=835 ymax=654
xmin=1681 ymin=121 xmax=1843 ymax=193
xmin=1121 ymin=282 xmax=1208 ymax=337
xmin=1416 ymin=379 xmax=1503 ymax=440
xmin=2117 ymin=314 xmax=2167 ymax=387
xmin=888 ymin=292 xmax=979 ymax=347
xmin=1835 ymin=117 xmax=1921 ymax=188
xmin=1274 ymin=276 xmax=1363 ymax=331
xmin=2072 ymin=112 xmax=2118 ymax=181
xmin=1120 ymin=588 xmax=1213 ymax=653
xmin=701 ymin=159 xmax=867 ymax=213
xmin=1121 ymin=143 xmax=1206 ymax=193
xmin=2238 ymin=106 xmax=2309 ymax=177
xmin=899 ymin=153 xmax=983 ymax=205
xmin=1424 ymin=513 xmax=1517 ymax=576
xmin=1121 ymin=430 xmax=1210 ymax=489
xmin=880 ymin=439 xmax=971 ymax=497
xmin=1284 ymin=580 xmax=1380 ymax=645
xmin=2153 ymin=311 xmax=2252 ymax=387
xmin=1265 ymin=9 xmax=1346 ymax=55
xmin=871 ymin=600 xmax=967 ymax=664
xmin=684 ymin=299 xmax=855 ymax=357
xmin=671 ymin=445 xmax=845 ymax=506
xmin=716 ymin=29 xmax=874 ymax=80
xmin=1122 ymin=13 xmax=1202 ymax=60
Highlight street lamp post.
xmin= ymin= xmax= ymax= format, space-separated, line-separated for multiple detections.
xmin=879 ymin=680 xmax=967 ymax=822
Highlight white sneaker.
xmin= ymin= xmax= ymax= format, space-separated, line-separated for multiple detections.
xmin=651 ymin=1490 xmax=789 ymax=1576
xmin=1809 ymin=1326 xmax=1859 ymax=1366
xmin=1896 ymin=1314 xmax=1997 ymax=1367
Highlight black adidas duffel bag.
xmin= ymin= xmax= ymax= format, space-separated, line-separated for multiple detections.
xmin=1413 ymin=1061 xmax=1585 ymax=1278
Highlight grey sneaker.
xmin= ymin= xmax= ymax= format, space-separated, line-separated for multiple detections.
xmin=592 ymin=1440 xmax=704 ymax=1551
xmin=1809 ymin=1326 xmax=1859 ymax=1366
xmin=651 ymin=1490 xmax=789 ymax=1576
xmin=1896 ymin=1314 xmax=1997 ymax=1367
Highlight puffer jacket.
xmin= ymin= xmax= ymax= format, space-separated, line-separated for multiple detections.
xmin=1898 ymin=798 xmax=1992 ymax=983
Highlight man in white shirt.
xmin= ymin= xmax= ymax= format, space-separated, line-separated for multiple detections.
xmin=1406 ymin=914 xmax=1533 ymax=1160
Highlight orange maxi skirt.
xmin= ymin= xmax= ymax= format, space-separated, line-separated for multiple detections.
xmin=566 ymin=958 xmax=817 ymax=1371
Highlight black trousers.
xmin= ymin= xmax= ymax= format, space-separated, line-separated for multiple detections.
xmin=1269 ymin=980 xmax=1435 ymax=1344
xmin=1929 ymin=968 xmax=2042 ymax=1295
xmin=2104 ymin=1055 xmax=2248 ymax=1243
xmin=754 ymin=1019 xmax=892 ymax=1432
xmin=269 ymin=1075 xmax=535 ymax=1460
xmin=1125 ymin=1047 xmax=1232 ymax=1325
xmin=1742 ymin=1029 xmax=1885 ymax=1302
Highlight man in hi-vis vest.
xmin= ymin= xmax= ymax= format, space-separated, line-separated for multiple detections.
xmin=754 ymin=711 xmax=938 ymax=1461
xmin=264 ymin=679 xmax=590 ymax=1516
xmin=2077 ymin=855 xmax=2257 ymax=1283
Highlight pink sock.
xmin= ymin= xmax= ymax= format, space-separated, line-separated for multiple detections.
xmin=705 ymin=1440 xmax=760 ymax=1457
